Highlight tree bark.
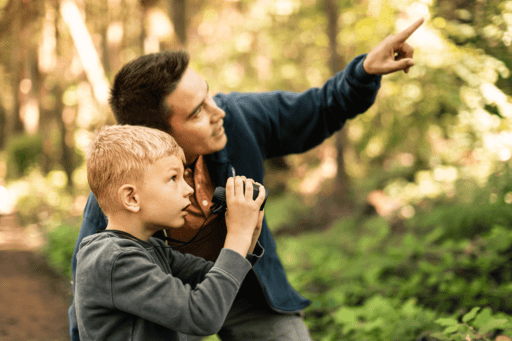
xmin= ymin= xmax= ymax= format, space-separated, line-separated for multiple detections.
xmin=0 ymin=101 xmax=6 ymax=150
xmin=324 ymin=0 xmax=355 ymax=215
xmin=10 ymin=13 xmax=24 ymax=135
xmin=56 ymin=85 xmax=75 ymax=189
xmin=56 ymin=1 xmax=74 ymax=188
xmin=59 ymin=0 xmax=110 ymax=107
xmin=167 ymin=0 xmax=187 ymax=46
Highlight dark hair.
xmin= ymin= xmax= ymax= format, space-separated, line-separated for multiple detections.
xmin=109 ymin=50 xmax=190 ymax=132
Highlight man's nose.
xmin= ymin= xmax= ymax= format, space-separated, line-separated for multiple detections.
xmin=209 ymin=100 xmax=225 ymax=122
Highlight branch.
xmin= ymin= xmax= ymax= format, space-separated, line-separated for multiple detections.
xmin=59 ymin=0 xmax=110 ymax=106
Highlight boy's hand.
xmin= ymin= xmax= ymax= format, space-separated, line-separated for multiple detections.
xmin=223 ymin=176 xmax=266 ymax=256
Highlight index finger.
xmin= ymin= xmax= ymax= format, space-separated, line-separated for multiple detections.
xmin=393 ymin=18 xmax=424 ymax=43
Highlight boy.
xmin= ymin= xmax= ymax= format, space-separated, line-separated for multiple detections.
xmin=74 ymin=125 xmax=265 ymax=341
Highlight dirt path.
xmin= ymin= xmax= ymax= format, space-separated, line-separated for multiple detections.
xmin=0 ymin=214 xmax=70 ymax=341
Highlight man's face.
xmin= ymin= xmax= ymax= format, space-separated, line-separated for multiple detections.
xmin=165 ymin=68 xmax=227 ymax=164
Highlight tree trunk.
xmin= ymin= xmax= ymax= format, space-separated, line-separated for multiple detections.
xmin=59 ymin=0 xmax=110 ymax=107
xmin=101 ymin=25 xmax=111 ymax=77
xmin=324 ymin=0 xmax=355 ymax=215
xmin=10 ymin=13 xmax=24 ymax=135
xmin=38 ymin=1 xmax=59 ymax=174
xmin=56 ymin=1 xmax=74 ymax=188
xmin=0 ymin=101 xmax=6 ymax=150
xmin=23 ymin=45 xmax=40 ymax=135
xmin=55 ymin=84 xmax=74 ymax=189
xmin=167 ymin=0 xmax=187 ymax=46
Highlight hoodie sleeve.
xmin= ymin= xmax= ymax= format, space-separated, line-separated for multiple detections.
xmin=110 ymin=247 xmax=252 ymax=336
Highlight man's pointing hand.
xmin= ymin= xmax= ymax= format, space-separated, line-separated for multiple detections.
xmin=363 ymin=18 xmax=424 ymax=75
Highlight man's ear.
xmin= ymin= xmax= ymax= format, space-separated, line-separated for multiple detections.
xmin=118 ymin=184 xmax=140 ymax=213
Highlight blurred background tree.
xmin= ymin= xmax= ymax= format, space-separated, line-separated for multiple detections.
xmin=1 ymin=0 xmax=510 ymax=225
xmin=1 ymin=0 xmax=512 ymax=339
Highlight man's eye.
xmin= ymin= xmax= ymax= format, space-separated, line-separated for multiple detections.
xmin=193 ymin=106 xmax=202 ymax=117
xmin=170 ymin=176 xmax=177 ymax=182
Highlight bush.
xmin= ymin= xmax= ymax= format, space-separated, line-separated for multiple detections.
xmin=406 ymin=201 xmax=512 ymax=242
xmin=431 ymin=307 xmax=512 ymax=341
xmin=274 ymin=206 xmax=512 ymax=340
xmin=331 ymin=296 xmax=438 ymax=341
xmin=43 ymin=220 xmax=80 ymax=279
xmin=6 ymin=134 xmax=43 ymax=179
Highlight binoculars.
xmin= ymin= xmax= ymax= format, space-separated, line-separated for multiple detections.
xmin=211 ymin=183 xmax=269 ymax=214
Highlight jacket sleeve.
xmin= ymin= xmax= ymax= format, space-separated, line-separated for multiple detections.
xmin=215 ymin=54 xmax=381 ymax=159
xmin=111 ymin=248 xmax=252 ymax=336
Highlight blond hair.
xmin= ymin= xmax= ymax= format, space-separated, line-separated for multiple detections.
xmin=86 ymin=125 xmax=185 ymax=214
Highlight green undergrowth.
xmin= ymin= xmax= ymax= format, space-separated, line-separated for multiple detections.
xmin=43 ymin=219 xmax=80 ymax=280
xmin=274 ymin=199 xmax=512 ymax=340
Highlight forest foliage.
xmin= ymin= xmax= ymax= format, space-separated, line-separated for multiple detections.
xmin=1 ymin=0 xmax=512 ymax=339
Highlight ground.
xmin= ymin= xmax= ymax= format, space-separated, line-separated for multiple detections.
xmin=0 ymin=213 xmax=70 ymax=341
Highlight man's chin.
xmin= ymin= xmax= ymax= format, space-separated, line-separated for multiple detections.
xmin=216 ymin=134 xmax=228 ymax=150
xmin=207 ymin=135 xmax=228 ymax=155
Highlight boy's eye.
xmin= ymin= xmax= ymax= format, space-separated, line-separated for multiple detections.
xmin=170 ymin=175 xmax=177 ymax=182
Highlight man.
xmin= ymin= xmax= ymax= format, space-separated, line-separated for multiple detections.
xmin=70 ymin=18 xmax=424 ymax=340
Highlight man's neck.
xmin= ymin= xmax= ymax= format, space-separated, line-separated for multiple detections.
xmin=185 ymin=155 xmax=199 ymax=170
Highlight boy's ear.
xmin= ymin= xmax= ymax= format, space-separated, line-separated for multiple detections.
xmin=118 ymin=184 xmax=140 ymax=213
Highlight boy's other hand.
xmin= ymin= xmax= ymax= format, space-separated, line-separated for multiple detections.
xmin=224 ymin=177 xmax=266 ymax=256
xmin=248 ymin=207 xmax=264 ymax=254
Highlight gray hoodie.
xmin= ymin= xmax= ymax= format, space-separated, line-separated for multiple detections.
xmin=75 ymin=231 xmax=263 ymax=341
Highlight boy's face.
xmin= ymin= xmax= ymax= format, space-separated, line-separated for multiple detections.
xmin=138 ymin=154 xmax=194 ymax=230
xmin=165 ymin=67 xmax=227 ymax=164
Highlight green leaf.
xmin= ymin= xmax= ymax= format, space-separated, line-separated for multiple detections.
xmin=444 ymin=325 xmax=459 ymax=334
xmin=436 ymin=318 xmax=459 ymax=327
xmin=462 ymin=307 xmax=481 ymax=323
xmin=429 ymin=332 xmax=450 ymax=340
xmin=479 ymin=318 xmax=507 ymax=335
xmin=473 ymin=308 xmax=493 ymax=329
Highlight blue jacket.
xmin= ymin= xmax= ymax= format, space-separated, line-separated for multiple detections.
xmin=69 ymin=54 xmax=381 ymax=339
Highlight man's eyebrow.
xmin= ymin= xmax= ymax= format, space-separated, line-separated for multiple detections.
xmin=187 ymin=82 xmax=209 ymax=118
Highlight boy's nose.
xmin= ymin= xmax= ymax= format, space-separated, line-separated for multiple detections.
xmin=184 ymin=182 xmax=194 ymax=197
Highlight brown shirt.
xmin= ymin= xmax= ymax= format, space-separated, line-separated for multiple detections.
xmin=164 ymin=156 xmax=227 ymax=262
